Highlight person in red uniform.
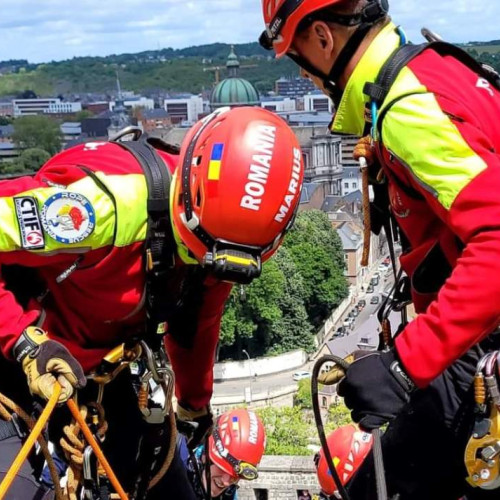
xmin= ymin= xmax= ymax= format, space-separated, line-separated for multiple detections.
xmin=259 ymin=0 xmax=500 ymax=499
xmin=0 ymin=106 xmax=304 ymax=499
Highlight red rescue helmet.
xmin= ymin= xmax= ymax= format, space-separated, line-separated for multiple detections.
xmin=172 ymin=106 xmax=304 ymax=284
xmin=208 ymin=409 xmax=266 ymax=481
xmin=260 ymin=0 xmax=389 ymax=57
xmin=315 ymin=424 xmax=373 ymax=496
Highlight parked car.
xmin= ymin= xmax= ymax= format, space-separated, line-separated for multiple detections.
xmin=370 ymin=295 xmax=380 ymax=305
xmin=343 ymin=317 xmax=354 ymax=329
xmin=366 ymin=285 xmax=374 ymax=293
xmin=333 ymin=327 xmax=346 ymax=338
xmin=293 ymin=371 xmax=312 ymax=381
xmin=370 ymin=276 xmax=379 ymax=286
xmin=357 ymin=299 xmax=366 ymax=309
xmin=351 ymin=308 xmax=359 ymax=317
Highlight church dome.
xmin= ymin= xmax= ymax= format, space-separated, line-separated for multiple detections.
xmin=209 ymin=46 xmax=260 ymax=110
xmin=210 ymin=78 xmax=260 ymax=108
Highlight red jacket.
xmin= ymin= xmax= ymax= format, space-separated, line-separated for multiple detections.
xmin=331 ymin=23 xmax=500 ymax=387
xmin=0 ymin=141 xmax=231 ymax=409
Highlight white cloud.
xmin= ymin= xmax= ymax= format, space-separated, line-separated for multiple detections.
xmin=0 ymin=1 xmax=498 ymax=63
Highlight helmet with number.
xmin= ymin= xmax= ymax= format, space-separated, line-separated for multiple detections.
xmin=315 ymin=424 xmax=373 ymax=496
xmin=172 ymin=106 xmax=304 ymax=284
xmin=260 ymin=0 xmax=389 ymax=57
xmin=208 ymin=409 xmax=266 ymax=481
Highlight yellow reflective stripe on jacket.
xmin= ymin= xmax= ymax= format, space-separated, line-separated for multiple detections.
xmin=381 ymin=90 xmax=487 ymax=210
xmin=331 ymin=22 xmax=401 ymax=137
xmin=93 ymin=172 xmax=148 ymax=247
xmin=0 ymin=173 xmax=148 ymax=253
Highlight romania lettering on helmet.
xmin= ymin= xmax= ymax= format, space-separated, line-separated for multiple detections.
xmin=248 ymin=411 xmax=259 ymax=445
xmin=240 ymin=125 xmax=277 ymax=211
xmin=274 ymin=147 xmax=302 ymax=222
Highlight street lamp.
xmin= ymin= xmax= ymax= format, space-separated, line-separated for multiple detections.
xmin=242 ymin=349 xmax=252 ymax=403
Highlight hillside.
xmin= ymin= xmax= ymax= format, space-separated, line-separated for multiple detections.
xmin=1 ymin=40 xmax=499 ymax=99
xmin=0 ymin=42 xmax=299 ymax=98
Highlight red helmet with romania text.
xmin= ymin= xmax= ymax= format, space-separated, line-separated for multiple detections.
xmin=260 ymin=0 xmax=389 ymax=57
xmin=208 ymin=409 xmax=266 ymax=481
xmin=315 ymin=424 xmax=373 ymax=497
xmin=172 ymin=106 xmax=304 ymax=284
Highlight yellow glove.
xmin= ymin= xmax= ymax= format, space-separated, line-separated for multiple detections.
xmin=177 ymin=403 xmax=213 ymax=450
xmin=13 ymin=327 xmax=86 ymax=403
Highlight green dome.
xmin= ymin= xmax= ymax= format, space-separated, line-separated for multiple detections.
xmin=210 ymin=77 xmax=260 ymax=109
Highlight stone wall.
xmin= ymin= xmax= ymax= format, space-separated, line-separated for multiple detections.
xmin=237 ymin=455 xmax=321 ymax=500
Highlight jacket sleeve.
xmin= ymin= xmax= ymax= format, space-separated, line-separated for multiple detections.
xmin=382 ymin=91 xmax=500 ymax=387
xmin=0 ymin=174 xmax=80 ymax=358
xmin=164 ymin=277 xmax=232 ymax=409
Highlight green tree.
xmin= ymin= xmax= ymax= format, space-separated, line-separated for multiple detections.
xmin=12 ymin=115 xmax=62 ymax=155
xmin=0 ymin=116 xmax=12 ymax=126
xmin=268 ymin=247 xmax=314 ymax=354
xmin=256 ymin=406 xmax=315 ymax=455
xmin=220 ymin=259 xmax=285 ymax=358
xmin=18 ymin=148 xmax=50 ymax=171
xmin=284 ymin=210 xmax=348 ymax=327
xmin=0 ymin=160 xmax=26 ymax=175
xmin=294 ymin=378 xmax=314 ymax=409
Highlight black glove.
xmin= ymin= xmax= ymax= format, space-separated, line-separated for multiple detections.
xmin=176 ymin=403 xmax=213 ymax=450
xmin=337 ymin=349 xmax=416 ymax=430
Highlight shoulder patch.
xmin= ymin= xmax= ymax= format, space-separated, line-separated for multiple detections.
xmin=14 ymin=196 xmax=45 ymax=249
xmin=40 ymin=192 xmax=95 ymax=244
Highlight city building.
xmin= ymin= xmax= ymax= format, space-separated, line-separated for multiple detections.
xmin=340 ymin=134 xmax=361 ymax=167
xmin=210 ymin=47 xmax=260 ymax=110
xmin=293 ymin=126 xmax=343 ymax=195
xmin=275 ymin=76 xmax=316 ymax=97
xmin=84 ymin=102 xmax=110 ymax=115
xmin=260 ymin=96 xmax=296 ymax=113
xmin=280 ymin=111 xmax=331 ymax=127
xmin=303 ymin=92 xmax=334 ymax=113
xmin=60 ymin=122 xmax=82 ymax=145
xmin=139 ymin=109 xmax=172 ymax=133
xmin=109 ymin=96 xmax=154 ymax=112
xmin=0 ymin=102 xmax=13 ymax=117
xmin=0 ymin=125 xmax=14 ymax=143
xmin=164 ymin=94 xmax=204 ymax=125
xmin=341 ymin=167 xmax=362 ymax=196
xmin=12 ymin=98 xmax=81 ymax=117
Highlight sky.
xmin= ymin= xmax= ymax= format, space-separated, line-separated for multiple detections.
xmin=1 ymin=1 xmax=499 ymax=64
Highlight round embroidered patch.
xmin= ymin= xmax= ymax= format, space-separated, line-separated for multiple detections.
xmin=41 ymin=192 xmax=95 ymax=244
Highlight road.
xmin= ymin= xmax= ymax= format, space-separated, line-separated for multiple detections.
xmin=213 ymin=270 xmax=397 ymax=399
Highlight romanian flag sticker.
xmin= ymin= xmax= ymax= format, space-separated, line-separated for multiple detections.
xmin=208 ymin=143 xmax=224 ymax=180
xmin=232 ymin=416 xmax=240 ymax=431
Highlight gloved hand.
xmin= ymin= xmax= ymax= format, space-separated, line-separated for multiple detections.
xmin=337 ymin=349 xmax=416 ymax=430
xmin=176 ymin=402 xmax=213 ymax=450
xmin=13 ymin=327 xmax=86 ymax=403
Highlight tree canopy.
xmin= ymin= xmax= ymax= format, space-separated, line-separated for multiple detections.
xmin=220 ymin=210 xmax=348 ymax=360
xmin=12 ymin=115 xmax=62 ymax=156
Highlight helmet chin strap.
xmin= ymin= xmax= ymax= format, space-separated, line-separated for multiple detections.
xmin=288 ymin=22 xmax=373 ymax=108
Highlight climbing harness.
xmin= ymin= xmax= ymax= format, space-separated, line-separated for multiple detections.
xmin=465 ymin=351 xmax=500 ymax=490
xmin=312 ymin=355 xmax=388 ymax=500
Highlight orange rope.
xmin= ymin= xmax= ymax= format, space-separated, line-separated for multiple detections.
xmin=66 ymin=398 xmax=128 ymax=500
xmin=360 ymin=156 xmax=371 ymax=267
xmin=0 ymin=384 xmax=61 ymax=500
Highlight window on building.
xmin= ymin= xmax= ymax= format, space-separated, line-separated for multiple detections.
xmin=254 ymin=489 xmax=268 ymax=500
xmin=344 ymin=182 xmax=349 ymax=189
xmin=353 ymin=182 xmax=357 ymax=189
xmin=322 ymin=396 xmax=328 ymax=408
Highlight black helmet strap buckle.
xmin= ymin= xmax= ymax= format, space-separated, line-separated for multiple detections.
xmin=212 ymin=426 xmax=259 ymax=481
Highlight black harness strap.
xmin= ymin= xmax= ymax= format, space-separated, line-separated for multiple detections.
xmin=113 ymin=138 xmax=176 ymax=350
